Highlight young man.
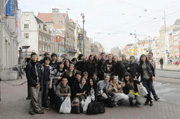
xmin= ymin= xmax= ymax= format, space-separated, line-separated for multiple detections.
xmin=148 ymin=52 xmax=160 ymax=101
xmin=103 ymin=54 xmax=115 ymax=75
xmin=55 ymin=78 xmax=71 ymax=111
xmin=97 ymin=52 xmax=106 ymax=80
xmin=121 ymin=54 xmax=130 ymax=71
xmin=41 ymin=57 xmax=53 ymax=108
xmin=111 ymin=55 xmax=126 ymax=80
xmin=50 ymin=53 xmax=58 ymax=70
xmin=26 ymin=52 xmax=44 ymax=115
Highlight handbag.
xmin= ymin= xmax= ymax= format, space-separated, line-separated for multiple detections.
xmin=59 ymin=96 xmax=71 ymax=113
xmin=137 ymin=84 xmax=148 ymax=97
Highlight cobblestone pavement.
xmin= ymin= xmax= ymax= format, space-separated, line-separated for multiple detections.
xmin=1 ymin=77 xmax=180 ymax=119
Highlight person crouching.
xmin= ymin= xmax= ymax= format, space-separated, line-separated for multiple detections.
xmin=55 ymin=78 xmax=71 ymax=112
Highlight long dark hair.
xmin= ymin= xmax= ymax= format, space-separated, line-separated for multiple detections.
xmin=139 ymin=54 xmax=150 ymax=65
xmin=87 ymin=77 xmax=97 ymax=89
xmin=88 ymin=55 xmax=94 ymax=63
xmin=57 ymin=62 xmax=65 ymax=72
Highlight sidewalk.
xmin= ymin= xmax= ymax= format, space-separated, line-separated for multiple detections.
xmin=1 ymin=77 xmax=180 ymax=119
xmin=156 ymin=65 xmax=180 ymax=71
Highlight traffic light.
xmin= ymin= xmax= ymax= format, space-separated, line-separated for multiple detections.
xmin=78 ymin=34 xmax=83 ymax=40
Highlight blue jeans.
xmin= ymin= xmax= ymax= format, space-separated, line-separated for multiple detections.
xmin=143 ymin=79 xmax=153 ymax=101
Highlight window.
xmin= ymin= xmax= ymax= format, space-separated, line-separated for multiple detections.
xmin=24 ymin=33 xmax=29 ymax=39
xmin=24 ymin=24 xmax=29 ymax=29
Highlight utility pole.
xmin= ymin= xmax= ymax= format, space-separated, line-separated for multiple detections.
xmin=164 ymin=10 xmax=169 ymax=65
xmin=81 ymin=13 xmax=85 ymax=56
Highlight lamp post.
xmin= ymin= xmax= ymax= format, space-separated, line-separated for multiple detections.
xmin=81 ymin=13 xmax=85 ymax=55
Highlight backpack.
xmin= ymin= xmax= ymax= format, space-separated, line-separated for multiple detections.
xmin=106 ymin=97 xmax=116 ymax=108
xmin=86 ymin=102 xmax=105 ymax=115
xmin=71 ymin=97 xmax=82 ymax=114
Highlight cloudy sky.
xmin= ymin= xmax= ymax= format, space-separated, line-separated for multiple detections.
xmin=18 ymin=0 xmax=180 ymax=52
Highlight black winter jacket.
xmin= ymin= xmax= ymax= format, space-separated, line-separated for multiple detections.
xmin=26 ymin=61 xmax=42 ymax=87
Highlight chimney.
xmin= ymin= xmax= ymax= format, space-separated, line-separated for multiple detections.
xmin=52 ymin=8 xmax=59 ymax=13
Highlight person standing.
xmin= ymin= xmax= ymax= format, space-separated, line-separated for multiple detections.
xmin=86 ymin=55 xmax=95 ymax=77
xmin=128 ymin=56 xmax=139 ymax=79
xmin=122 ymin=54 xmax=130 ymax=71
xmin=139 ymin=54 xmax=155 ymax=106
xmin=159 ymin=58 xmax=164 ymax=69
xmin=112 ymin=55 xmax=126 ymax=80
xmin=41 ymin=57 xmax=53 ymax=108
xmin=148 ymin=52 xmax=160 ymax=101
xmin=26 ymin=52 xmax=44 ymax=115
xmin=76 ymin=54 xmax=86 ymax=74
xmin=97 ymin=53 xmax=106 ymax=80
xmin=103 ymin=54 xmax=115 ymax=75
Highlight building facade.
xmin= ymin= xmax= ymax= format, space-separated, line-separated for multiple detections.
xmin=0 ymin=0 xmax=19 ymax=80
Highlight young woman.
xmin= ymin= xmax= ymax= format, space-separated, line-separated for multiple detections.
xmin=73 ymin=77 xmax=88 ymax=101
xmin=63 ymin=64 xmax=76 ymax=91
xmin=97 ymin=74 xmax=111 ymax=103
xmin=71 ymin=58 xmax=77 ymax=66
xmin=92 ymin=73 xmax=99 ymax=82
xmin=72 ymin=72 xmax=82 ymax=100
xmin=76 ymin=54 xmax=86 ymax=74
xmin=123 ymin=72 xmax=142 ymax=106
xmin=107 ymin=76 xmax=128 ymax=104
xmin=51 ymin=62 xmax=66 ymax=88
xmin=86 ymin=55 xmax=95 ymax=77
xmin=87 ymin=77 xmax=97 ymax=101
xmin=139 ymin=54 xmax=155 ymax=106
xmin=64 ymin=59 xmax=71 ymax=70
xmin=55 ymin=78 xmax=71 ymax=111
xmin=128 ymin=56 xmax=140 ymax=79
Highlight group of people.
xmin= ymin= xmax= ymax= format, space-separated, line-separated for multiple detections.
xmin=25 ymin=51 xmax=160 ymax=115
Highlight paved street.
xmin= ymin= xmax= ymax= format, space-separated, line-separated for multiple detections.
xmin=1 ymin=72 xmax=180 ymax=119
xmin=156 ymin=70 xmax=180 ymax=79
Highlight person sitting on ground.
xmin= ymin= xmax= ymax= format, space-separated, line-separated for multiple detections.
xmin=82 ymin=72 xmax=89 ymax=80
xmin=55 ymin=78 xmax=71 ymax=111
xmin=107 ymin=76 xmax=128 ymax=105
xmin=97 ymin=74 xmax=111 ymax=103
xmin=73 ymin=77 xmax=88 ymax=101
xmin=123 ymin=72 xmax=142 ymax=106
xmin=87 ymin=77 xmax=98 ymax=101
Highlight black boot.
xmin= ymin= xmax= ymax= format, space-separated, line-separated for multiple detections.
xmin=149 ymin=100 xmax=153 ymax=106
xmin=130 ymin=101 xmax=134 ymax=107
xmin=144 ymin=99 xmax=149 ymax=105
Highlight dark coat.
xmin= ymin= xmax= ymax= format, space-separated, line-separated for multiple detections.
xmin=75 ymin=60 xmax=86 ymax=74
xmin=26 ymin=61 xmax=42 ymax=87
xmin=86 ymin=62 xmax=95 ymax=77
xmin=97 ymin=59 xmax=106 ymax=80
xmin=123 ymin=80 xmax=140 ymax=95
xmin=128 ymin=62 xmax=140 ymax=78
xmin=111 ymin=61 xmax=126 ymax=80
xmin=139 ymin=62 xmax=155 ymax=81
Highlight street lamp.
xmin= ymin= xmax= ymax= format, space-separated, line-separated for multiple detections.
xmin=81 ymin=13 xmax=85 ymax=56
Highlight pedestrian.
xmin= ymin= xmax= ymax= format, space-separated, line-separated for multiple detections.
xmin=103 ymin=54 xmax=115 ymax=75
xmin=71 ymin=58 xmax=77 ymax=66
xmin=86 ymin=55 xmax=95 ymax=77
xmin=41 ymin=57 xmax=53 ymax=108
xmin=25 ymin=58 xmax=31 ymax=100
xmin=64 ymin=59 xmax=71 ymax=70
xmin=39 ymin=52 xmax=50 ymax=64
xmin=122 ymin=54 xmax=130 ymax=71
xmin=128 ymin=56 xmax=139 ymax=79
xmin=76 ymin=54 xmax=86 ymax=74
xmin=97 ymin=74 xmax=110 ymax=104
xmin=72 ymin=72 xmax=82 ymax=101
xmin=97 ymin=52 xmax=106 ymax=80
xmin=111 ymin=55 xmax=126 ymax=80
xmin=123 ymin=72 xmax=142 ymax=106
xmin=73 ymin=77 xmax=88 ymax=101
xmin=139 ymin=54 xmax=155 ymax=106
xmin=55 ymin=78 xmax=71 ymax=112
xmin=50 ymin=53 xmax=58 ymax=70
xmin=107 ymin=76 xmax=128 ymax=105
xmin=26 ymin=52 xmax=44 ymax=115
xmin=159 ymin=58 xmax=163 ymax=69
xmin=148 ymin=52 xmax=160 ymax=101
xmin=87 ymin=77 xmax=97 ymax=101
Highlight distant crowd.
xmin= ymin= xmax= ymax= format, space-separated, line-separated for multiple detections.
xmin=25 ymin=52 xmax=160 ymax=115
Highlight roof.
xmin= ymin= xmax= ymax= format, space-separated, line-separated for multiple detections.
xmin=69 ymin=18 xmax=73 ymax=22
xmin=35 ymin=16 xmax=44 ymax=24
xmin=61 ymin=13 xmax=67 ymax=18
xmin=38 ymin=13 xmax=53 ymax=22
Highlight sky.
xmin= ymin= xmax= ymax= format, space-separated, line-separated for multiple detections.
xmin=18 ymin=0 xmax=180 ymax=52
